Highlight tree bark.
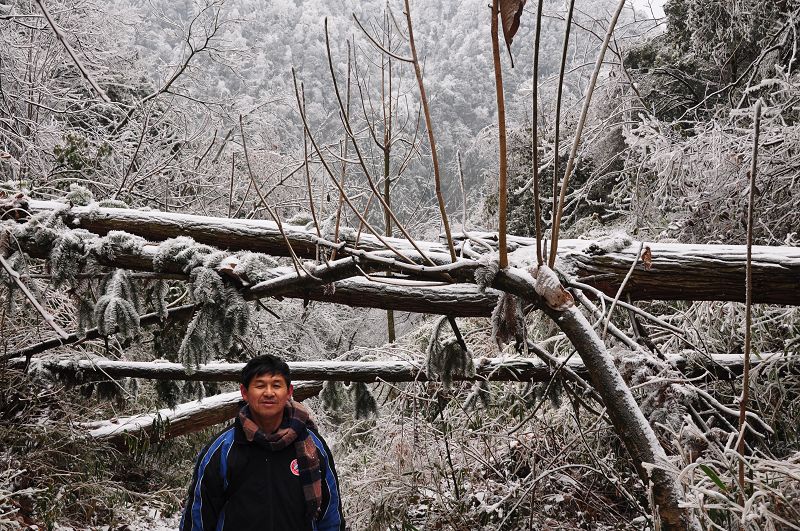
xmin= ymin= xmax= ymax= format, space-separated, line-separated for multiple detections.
xmin=85 ymin=382 xmax=322 ymax=442
xmin=23 ymin=200 xmax=800 ymax=305
xmin=541 ymin=305 xmax=696 ymax=530
xmin=495 ymin=268 xmax=699 ymax=529
xmin=11 ymin=353 xmax=781 ymax=383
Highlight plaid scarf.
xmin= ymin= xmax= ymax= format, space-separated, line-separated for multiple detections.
xmin=239 ymin=401 xmax=322 ymax=519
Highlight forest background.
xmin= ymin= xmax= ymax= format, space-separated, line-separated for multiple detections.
xmin=1 ymin=0 xmax=799 ymax=529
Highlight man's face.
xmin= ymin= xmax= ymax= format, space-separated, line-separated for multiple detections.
xmin=240 ymin=372 xmax=293 ymax=424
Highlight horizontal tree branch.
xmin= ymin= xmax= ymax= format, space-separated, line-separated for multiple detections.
xmin=13 ymin=352 xmax=790 ymax=383
xmin=85 ymin=381 xmax=322 ymax=441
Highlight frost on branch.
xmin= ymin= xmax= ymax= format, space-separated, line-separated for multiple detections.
xmin=49 ymin=228 xmax=93 ymax=288
xmin=178 ymin=260 xmax=251 ymax=371
xmin=464 ymin=380 xmax=491 ymax=410
xmin=233 ymin=252 xmax=278 ymax=284
xmin=491 ymin=291 xmax=525 ymax=349
xmin=321 ymin=380 xmax=346 ymax=412
xmin=611 ymin=347 xmax=697 ymax=442
xmin=153 ymin=236 xmax=216 ymax=274
xmin=474 ymin=255 xmax=500 ymax=291
xmin=426 ymin=316 xmax=475 ymax=390
xmin=65 ymin=183 xmax=94 ymax=206
xmin=9 ymin=211 xmax=61 ymax=249
xmin=320 ymin=380 xmax=378 ymax=419
xmin=146 ymin=279 xmax=170 ymax=321
xmin=582 ymin=231 xmax=632 ymax=256
xmin=1 ymin=251 xmax=39 ymax=314
xmin=351 ymin=382 xmax=378 ymax=419
xmin=91 ymin=230 xmax=147 ymax=262
xmin=96 ymin=199 xmax=129 ymax=209
xmin=94 ymin=269 xmax=141 ymax=339
xmin=75 ymin=281 xmax=95 ymax=338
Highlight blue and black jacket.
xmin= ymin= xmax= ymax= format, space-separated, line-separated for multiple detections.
xmin=179 ymin=415 xmax=344 ymax=531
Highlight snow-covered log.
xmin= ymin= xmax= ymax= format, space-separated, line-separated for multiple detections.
xmin=86 ymin=381 xmax=322 ymax=441
xmin=13 ymin=353 xmax=789 ymax=383
xmin=26 ymin=200 xmax=450 ymax=258
xmin=23 ymin=200 xmax=800 ymax=305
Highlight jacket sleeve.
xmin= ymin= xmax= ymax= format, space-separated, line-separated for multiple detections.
xmin=309 ymin=430 xmax=345 ymax=531
xmin=180 ymin=437 xmax=228 ymax=531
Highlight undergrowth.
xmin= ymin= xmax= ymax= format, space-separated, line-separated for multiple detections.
xmin=0 ymin=367 xmax=205 ymax=530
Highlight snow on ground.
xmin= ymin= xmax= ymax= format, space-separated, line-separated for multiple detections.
xmin=51 ymin=506 xmax=182 ymax=531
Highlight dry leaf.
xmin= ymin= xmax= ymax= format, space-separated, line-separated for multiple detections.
xmin=0 ymin=192 xmax=28 ymax=221
xmin=641 ymin=246 xmax=652 ymax=271
xmin=0 ymin=227 xmax=10 ymax=258
xmin=529 ymin=264 xmax=574 ymax=311
xmin=217 ymin=256 xmax=241 ymax=281
xmin=500 ymin=0 xmax=527 ymax=66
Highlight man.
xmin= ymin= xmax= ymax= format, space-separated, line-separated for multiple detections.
xmin=180 ymin=355 xmax=345 ymax=531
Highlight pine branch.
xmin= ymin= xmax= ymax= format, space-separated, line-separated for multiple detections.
xmin=1 ymin=304 xmax=196 ymax=362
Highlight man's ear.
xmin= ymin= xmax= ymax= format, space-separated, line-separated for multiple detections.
xmin=288 ymin=383 xmax=294 ymax=400
xmin=240 ymin=384 xmax=248 ymax=401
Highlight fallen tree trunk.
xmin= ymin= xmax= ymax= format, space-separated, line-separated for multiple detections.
xmin=13 ymin=353 xmax=789 ymax=383
xmin=26 ymin=200 xmax=446 ymax=257
xmin=542 ymin=302 xmax=691 ymax=530
xmin=86 ymin=381 xmax=322 ymax=442
xmin=24 ymin=200 xmax=800 ymax=305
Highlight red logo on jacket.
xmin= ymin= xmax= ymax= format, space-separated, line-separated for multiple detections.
xmin=290 ymin=459 xmax=300 ymax=476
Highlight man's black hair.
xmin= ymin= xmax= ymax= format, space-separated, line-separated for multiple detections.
xmin=240 ymin=354 xmax=291 ymax=388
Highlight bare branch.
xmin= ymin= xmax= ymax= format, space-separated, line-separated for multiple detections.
xmin=34 ymin=0 xmax=111 ymax=104
xmin=0 ymin=254 xmax=69 ymax=340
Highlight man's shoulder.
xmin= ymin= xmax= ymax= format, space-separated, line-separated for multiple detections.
xmin=196 ymin=423 xmax=238 ymax=458
xmin=307 ymin=426 xmax=337 ymax=463
xmin=307 ymin=425 xmax=329 ymax=446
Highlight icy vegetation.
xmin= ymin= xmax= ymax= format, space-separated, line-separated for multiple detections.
xmin=1 ymin=0 xmax=799 ymax=529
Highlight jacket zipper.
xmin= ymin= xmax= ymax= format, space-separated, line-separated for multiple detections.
xmin=266 ymin=455 xmax=273 ymax=531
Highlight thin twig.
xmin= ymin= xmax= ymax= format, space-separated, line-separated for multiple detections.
xmin=352 ymin=14 xmax=413 ymax=63
xmin=228 ymin=152 xmax=236 ymax=218
xmin=34 ymin=0 xmax=111 ymax=103
xmin=331 ymin=42 xmax=351 ymax=263
xmin=0 ymin=254 xmax=69 ymax=340
xmin=551 ymin=0 xmax=576 ymax=266
xmin=292 ymin=67 xmax=418 ymax=266
xmin=491 ymin=0 xmax=509 ymax=268
xmin=301 ymin=87 xmax=322 ymax=241
xmin=238 ymin=115 xmax=308 ymax=278
xmin=531 ymin=0 xmax=546 ymax=266
xmin=549 ymin=0 xmax=626 ymax=267
xmin=602 ymin=241 xmax=644 ymax=339
xmin=737 ymin=98 xmax=761 ymax=506
xmin=403 ymin=1 xmax=457 ymax=263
